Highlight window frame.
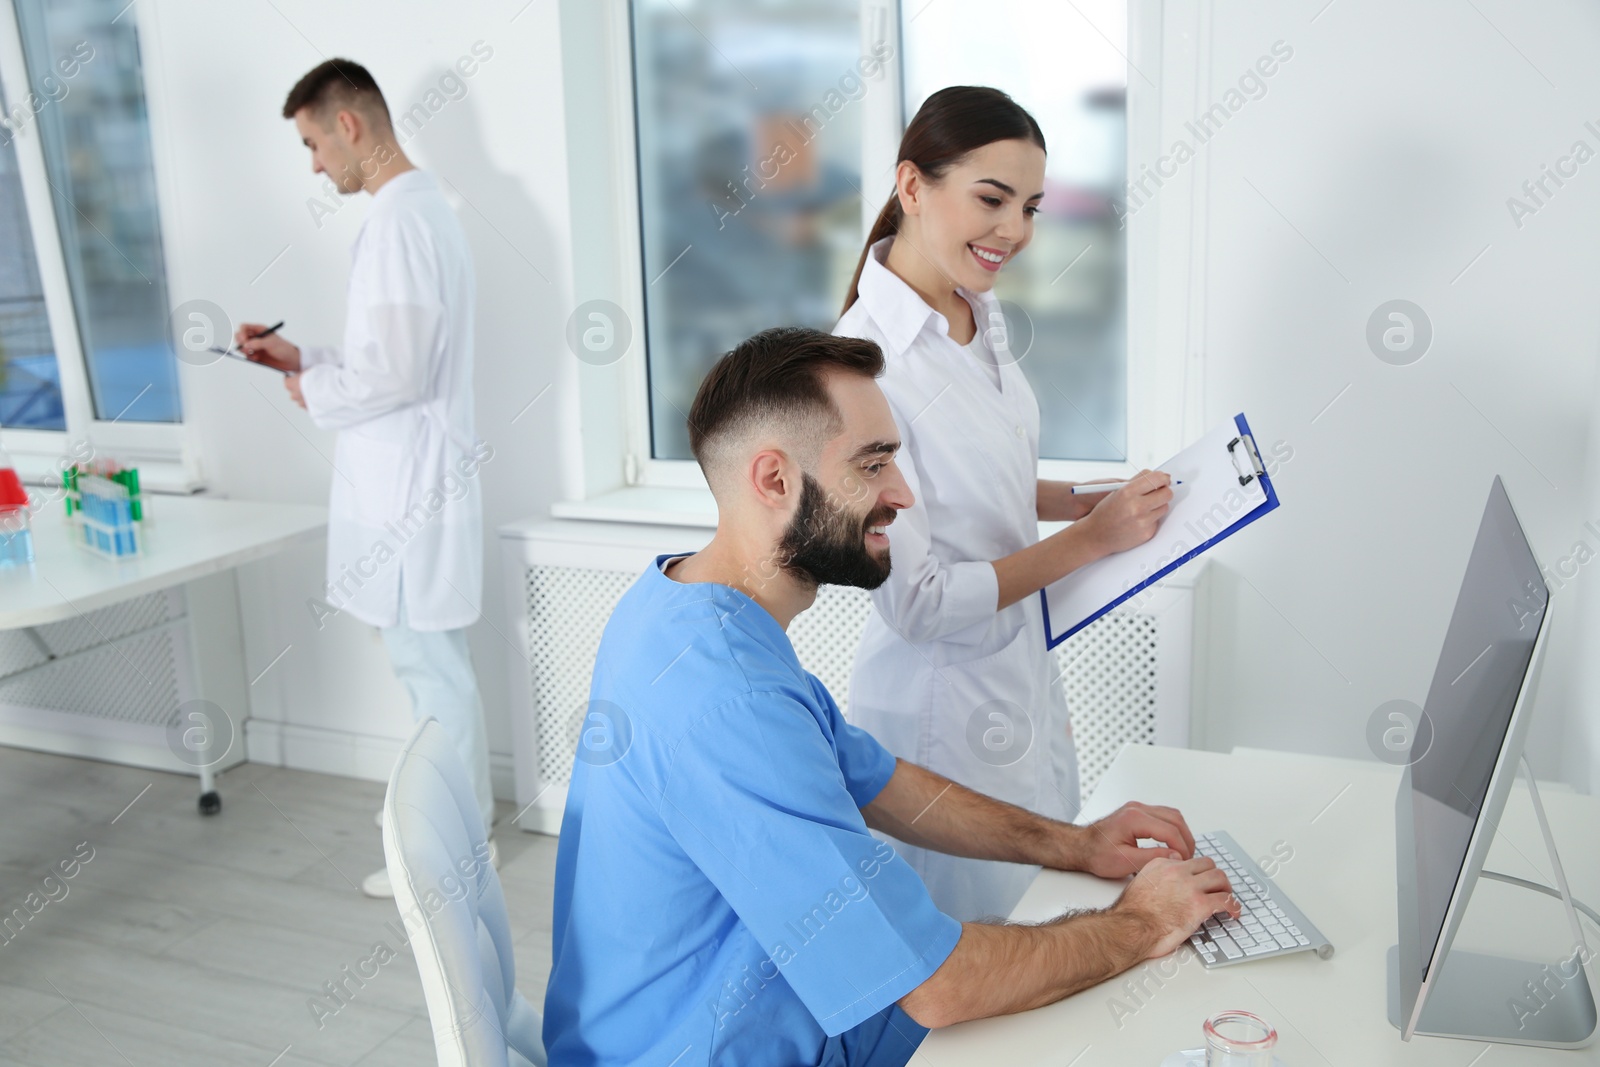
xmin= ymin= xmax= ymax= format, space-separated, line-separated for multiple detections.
xmin=0 ymin=0 xmax=199 ymax=491
xmin=556 ymin=0 xmax=1192 ymax=525
xmin=614 ymin=0 xmax=1168 ymax=496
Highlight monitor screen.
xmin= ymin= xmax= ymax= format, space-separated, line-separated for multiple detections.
xmin=1408 ymin=477 xmax=1547 ymax=980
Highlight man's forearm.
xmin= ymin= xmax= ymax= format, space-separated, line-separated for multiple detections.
xmin=901 ymin=909 xmax=1152 ymax=1027
xmin=862 ymin=759 xmax=1081 ymax=869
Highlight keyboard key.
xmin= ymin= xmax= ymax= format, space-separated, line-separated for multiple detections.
xmin=1275 ymin=932 xmax=1298 ymax=949
xmin=1295 ymin=935 xmax=1310 ymax=947
xmin=1215 ymin=936 xmax=1243 ymax=960
xmin=1243 ymin=942 xmax=1275 ymax=956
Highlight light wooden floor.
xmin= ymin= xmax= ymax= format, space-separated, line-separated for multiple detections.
xmin=0 ymin=745 xmax=557 ymax=1067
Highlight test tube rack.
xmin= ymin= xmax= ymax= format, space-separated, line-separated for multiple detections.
xmin=64 ymin=466 xmax=144 ymax=560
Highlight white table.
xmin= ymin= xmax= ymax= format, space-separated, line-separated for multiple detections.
xmin=919 ymin=745 xmax=1600 ymax=1065
xmin=0 ymin=492 xmax=325 ymax=811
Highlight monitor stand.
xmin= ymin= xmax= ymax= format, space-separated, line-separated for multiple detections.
xmin=1387 ymin=758 xmax=1598 ymax=1048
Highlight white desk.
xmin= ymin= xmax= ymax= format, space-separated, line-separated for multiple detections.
xmin=1 ymin=493 xmax=326 ymax=628
xmin=920 ymin=746 xmax=1600 ymax=1065
xmin=0 ymin=493 xmax=325 ymax=811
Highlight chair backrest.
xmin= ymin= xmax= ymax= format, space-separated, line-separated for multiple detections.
xmin=383 ymin=717 xmax=546 ymax=1067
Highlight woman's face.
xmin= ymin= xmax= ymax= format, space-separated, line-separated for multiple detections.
xmin=900 ymin=137 xmax=1046 ymax=293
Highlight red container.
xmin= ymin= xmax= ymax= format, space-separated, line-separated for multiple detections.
xmin=0 ymin=467 xmax=27 ymax=508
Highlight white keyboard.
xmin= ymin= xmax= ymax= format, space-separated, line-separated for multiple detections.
xmin=1188 ymin=831 xmax=1333 ymax=968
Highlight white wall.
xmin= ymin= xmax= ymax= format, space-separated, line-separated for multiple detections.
xmin=1162 ymin=0 xmax=1600 ymax=788
xmin=140 ymin=0 xmax=575 ymax=791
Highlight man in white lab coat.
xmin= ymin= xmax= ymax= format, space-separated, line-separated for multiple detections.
xmin=238 ymin=59 xmax=495 ymax=898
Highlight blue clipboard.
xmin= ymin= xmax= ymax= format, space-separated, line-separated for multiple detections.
xmin=1040 ymin=412 xmax=1280 ymax=650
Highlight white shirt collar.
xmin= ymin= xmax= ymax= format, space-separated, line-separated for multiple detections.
xmin=372 ymin=168 xmax=433 ymax=204
xmin=855 ymin=235 xmax=1004 ymax=360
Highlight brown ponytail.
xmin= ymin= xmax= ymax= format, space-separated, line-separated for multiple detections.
xmin=840 ymin=86 xmax=1046 ymax=316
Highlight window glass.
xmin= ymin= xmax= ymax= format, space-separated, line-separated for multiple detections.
xmin=903 ymin=0 xmax=1128 ymax=460
xmin=0 ymin=76 xmax=63 ymax=430
xmin=632 ymin=0 xmax=865 ymax=460
xmin=15 ymin=0 xmax=180 ymax=423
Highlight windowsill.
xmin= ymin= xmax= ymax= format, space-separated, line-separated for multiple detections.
xmin=9 ymin=451 xmax=205 ymax=495
xmin=550 ymin=485 xmax=718 ymax=528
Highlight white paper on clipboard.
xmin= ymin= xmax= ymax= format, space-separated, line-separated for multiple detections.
xmin=1041 ymin=414 xmax=1278 ymax=649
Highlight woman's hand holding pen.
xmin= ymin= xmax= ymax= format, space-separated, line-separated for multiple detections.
xmin=1052 ymin=478 xmax=1121 ymax=521
xmin=1074 ymin=469 xmax=1172 ymax=556
xmin=234 ymin=322 xmax=301 ymax=374
xmin=995 ymin=470 xmax=1171 ymax=610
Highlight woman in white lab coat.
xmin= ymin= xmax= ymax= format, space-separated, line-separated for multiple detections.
xmin=835 ymin=86 xmax=1173 ymax=921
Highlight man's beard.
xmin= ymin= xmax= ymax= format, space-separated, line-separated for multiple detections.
xmin=776 ymin=474 xmax=893 ymax=591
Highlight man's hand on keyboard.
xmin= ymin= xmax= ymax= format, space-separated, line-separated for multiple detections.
xmin=1115 ymin=856 xmax=1240 ymax=960
xmin=1068 ymin=801 xmax=1198 ymax=878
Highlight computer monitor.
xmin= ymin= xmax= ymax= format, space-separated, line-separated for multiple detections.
xmin=1389 ymin=476 xmax=1596 ymax=1047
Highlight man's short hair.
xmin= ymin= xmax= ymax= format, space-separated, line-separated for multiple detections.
xmin=282 ymin=58 xmax=391 ymax=130
xmin=687 ymin=326 xmax=885 ymax=487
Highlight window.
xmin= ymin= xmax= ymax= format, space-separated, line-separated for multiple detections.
xmin=0 ymin=0 xmax=180 ymax=449
xmin=902 ymin=0 xmax=1128 ymax=462
xmin=0 ymin=99 xmax=57 ymax=429
xmin=623 ymin=0 xmax=1134 ymax=484
xmin=15 ymin=0 xmax=179 ymax=424
xmin=629 ymin=0 xmax=868 ymax=462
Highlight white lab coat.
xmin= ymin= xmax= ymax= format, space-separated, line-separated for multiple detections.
xmin=300 ymin=170 xmax=483 ymax=632
xmin=836 ymin=236 xmax=1079 ymax=922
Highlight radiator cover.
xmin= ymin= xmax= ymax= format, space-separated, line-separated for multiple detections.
xmin=502 ymin=520 xmax=1197 ymax=834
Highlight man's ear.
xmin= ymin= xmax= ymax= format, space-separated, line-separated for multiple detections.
xmin=747 ymin=449 xmax=797 ymax=512
xmin=337 ymin=107 xmax=362 ymax=145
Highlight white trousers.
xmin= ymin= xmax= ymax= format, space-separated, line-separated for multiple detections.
xmin=380 ymin=600 xmax=494 ymax=836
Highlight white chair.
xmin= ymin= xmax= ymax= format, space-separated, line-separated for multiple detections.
xmin=382 ymin=717 xmax=546 ymax=1067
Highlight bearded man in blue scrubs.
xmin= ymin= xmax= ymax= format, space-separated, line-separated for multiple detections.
xmin=544 ymin=327 xmax=1238 ymax=1066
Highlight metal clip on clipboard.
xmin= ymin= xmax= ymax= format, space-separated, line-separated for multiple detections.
xmin=1227 ymin=434 xmax=1267 ymax=487
xmin=1041 ymin=412 xmax=1280 ymax=648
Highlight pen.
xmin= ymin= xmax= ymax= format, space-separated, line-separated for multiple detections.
xmin=1069 ymin=477 xmax=1183 ymax=495
xmin=207 ymin=320 xmax=289 ymax=374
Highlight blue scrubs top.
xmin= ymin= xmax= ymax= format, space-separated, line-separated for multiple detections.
xmin=544 ymin=554 xmax=962 ymax=1067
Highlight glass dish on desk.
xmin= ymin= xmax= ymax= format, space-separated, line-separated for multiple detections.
xmin=1160 ymin=1010 xmax=1285 ymax=1066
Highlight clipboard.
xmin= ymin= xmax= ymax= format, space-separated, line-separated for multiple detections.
xmin=208 ymin=346 xmax=290 ymax=375
xmin=1040 ymin=412 xmax=1280 ymax=649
